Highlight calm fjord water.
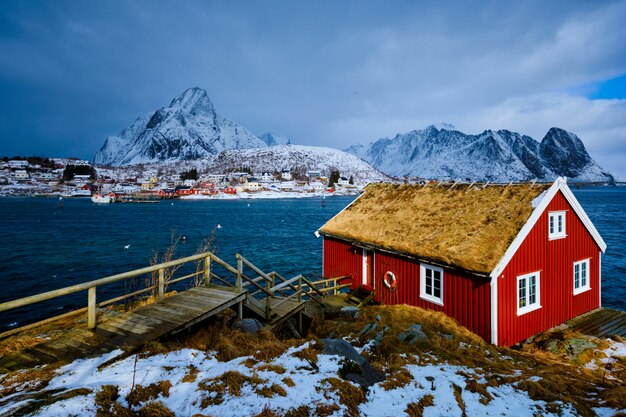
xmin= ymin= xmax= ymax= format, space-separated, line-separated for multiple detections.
xmin=0 ymin=187 xmax=624 ymax=330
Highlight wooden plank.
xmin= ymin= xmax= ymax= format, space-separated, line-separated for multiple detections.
xmin=21 ymin=347 xmax=58 ymax=363
xmin=575 ymin=310 xmax=624 ymax=333
xmin=131 ymin=308 xmax=190 ymax=327
xmin=593 ymin=317 xmax=626 ymax=337
xmin=134 ymin=304 xmax=198 ymax=323
xmin=571 ymin=310 xmax=621 ymax=331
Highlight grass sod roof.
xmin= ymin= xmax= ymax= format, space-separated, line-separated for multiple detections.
xmin=319 ymin=182 xmax=551 ymax=275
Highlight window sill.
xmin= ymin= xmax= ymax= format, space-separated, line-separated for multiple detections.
xmin=573 ymin=286 xmax=592 ymax=296
xmin=548 ymin=235 xmax=567 ymax=241
xmin=517 ymin=304 xmax=542 ymax=316
xmin=420 ymin=294 xmax=444 ymax=306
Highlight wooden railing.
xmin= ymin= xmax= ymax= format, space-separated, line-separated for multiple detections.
xmin=0 ymin=249 xmax=352 ymax=339
xmin=0 ymin=251 xmax=240 ymax=338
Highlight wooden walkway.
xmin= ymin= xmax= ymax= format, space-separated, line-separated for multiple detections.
xmin=565 ymin=308 xmax=626 ymax=338
xmin=0 ymin=251 xmax=349 ymax=374
xmin=0 ymin=286 xmax=246 ymax=373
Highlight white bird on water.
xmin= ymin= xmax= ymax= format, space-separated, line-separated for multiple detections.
xmin=217 ymin=224 xmax=222 ymax=229
xmin=124 ymin=244 xmax=131 ymax=249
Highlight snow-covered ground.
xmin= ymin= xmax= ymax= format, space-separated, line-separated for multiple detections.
xmin=2 ymin=338 xmax=624 ymax=417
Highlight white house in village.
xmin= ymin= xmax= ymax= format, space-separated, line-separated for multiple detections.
xmin=12 ymin=170 xmax=30 ymax=181
xmin=281 ymin=169 xmax=292 ymax=181
xmin=9 ymin=160 xmax=29 ymax=169
xmin=244 ymin=178 xmax=261 ymax=191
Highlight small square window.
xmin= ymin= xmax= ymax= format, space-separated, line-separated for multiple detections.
xmin=517 ymin=271 xmax=541 ymax=315
xmin=573 ymin=259 xmax=591 ymax=295
xmin=548 ymin=211 xmax=566 ymax=239
xmin=420 ymin=263 xmax=443 ymax=305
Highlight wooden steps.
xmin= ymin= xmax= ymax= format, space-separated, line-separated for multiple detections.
xmin=0 ymin=286 xmax=246 ymax=373
xmin=565 ymin=308 xmax=626 ymax=338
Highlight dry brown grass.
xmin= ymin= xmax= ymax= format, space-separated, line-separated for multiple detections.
xmin=452 ymin=383 xmax=467 ymax=417
xmin=199 ymin=370 xmax=266 ymax=408
xmin=137 ymin=401 xmax=175 ymax=417
xmin=320 ymin=182 xmax=549 ymax=274
xmin=255 ymin=383 xmax=287 ymax=398
xmin=126 ymin=380 xmax=172 ymax=407
xmin=256 ymin=364 xmax=286 ymax=374
xmin=381 ymin=368 xmax=413 ymax=390
xmin=283 ymin=405 xmax=310 ymax=417
xmin=318 ymin=377 xmax=365 ymax=417
xmin=406 ymin=394 xmax=434 ymax=417
xmin=252 ymin=405 xmax=280 ymax=417
xmin=182 ymin=364 xmax=200 ymax=383
xmin=282 ymin=377 xmax=295 ymax=387
xmin=0 ymin=363 xmax=61 ymax=397
xmin=464 ymin=378 xmax=493 ymax=405
xmin=315 ymin=403 xmax=340 ymax=417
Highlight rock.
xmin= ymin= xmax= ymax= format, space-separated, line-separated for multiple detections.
xmin=375 ymin=314 xmax=382 ymax=322
xmin=546 ymin=339 xmax=560 ymax=354
xmin=565 ymin=338 xmax=597 ymax=360
xmin=397 ymin=324 xmax=428 ymax=344
xmin=358 ymin=322 xmax=378 ymax=336
xmin=232 ymin=318 xmax=263 ymax=334
xmin=438 ymin=332 xmax=454 ymax=340
xmin=340 ymin=306 xmax=359 ymax=319
xmin=322 ymin=338 xmax=384 ymax=387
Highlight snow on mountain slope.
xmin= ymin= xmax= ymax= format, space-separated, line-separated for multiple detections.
xmin=347 ymin=125 xmax=615 ymax=182
xmin=259 ymin=132 xmax=292 ymax=146
xmin=212 ymin=145 xmax=387 ymax=180
xmin=94 ymin=88 xmax=267 ymax=166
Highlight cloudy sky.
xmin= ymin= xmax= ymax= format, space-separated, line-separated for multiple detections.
xmin=1 ymin=0 xmax=625 ymax=176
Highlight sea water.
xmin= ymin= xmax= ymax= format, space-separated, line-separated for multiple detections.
xmin=0 ymin=187 xmax=624 ymax=330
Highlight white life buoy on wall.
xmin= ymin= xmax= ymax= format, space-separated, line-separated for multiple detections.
xmin=383 ymin=271 xmax=397 ymax=290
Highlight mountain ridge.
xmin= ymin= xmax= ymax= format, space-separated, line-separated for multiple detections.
xmin=346 ymin=125 xmax=614 ymax=182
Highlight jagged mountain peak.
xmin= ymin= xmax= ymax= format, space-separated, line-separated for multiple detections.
xmin=94 ymin=87 xmax=267 ymax=166
xmin=168 ymin=87 xmax=215 ymax=115
xmin=346 ymin=124 xmax=613 ymax=182
xmin=259 ymin=132 xmax=292 ymax=147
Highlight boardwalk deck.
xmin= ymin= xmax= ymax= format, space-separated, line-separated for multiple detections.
xmin=0 ymin=286 xmax=246 ymax=373
xmin=564 ymin=308 xmax=626 ymax=338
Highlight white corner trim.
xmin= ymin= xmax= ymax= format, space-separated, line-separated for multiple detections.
xmin=490 ymin=177 xmax=607 ymax=281
xmin=599 ymin=251 xmax=602 ymax=308
xmin=490 ymin=277 xmax=498 ymax=345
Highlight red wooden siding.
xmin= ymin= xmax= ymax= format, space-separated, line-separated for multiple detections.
xmin=323 ymin=237 xmax=492 ymax=343
xmin=497 ymin=190 xmax=601 ymax=346
xmin=323 ymin=237 xmax=363 ymax=286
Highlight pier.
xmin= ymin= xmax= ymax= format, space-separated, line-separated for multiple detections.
xmin=0 ymin=251 xmax=349 ymax=373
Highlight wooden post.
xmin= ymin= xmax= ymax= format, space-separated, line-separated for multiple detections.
xmin=158 ymin=268 xmax=165 ymax=303
xmin=236 ymin=255 xmax=243 ymax=292
xmin=88 ymin=286 xmax=96 ymax=329
xmin=204 ymin=255 xmax=211 ymax=287
xmin=298 ymin=277 xmax=302 ymax=302
xmin=298 ymin=310 xmax=303 ymax=335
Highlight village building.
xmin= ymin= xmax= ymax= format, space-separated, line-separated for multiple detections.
xmin=12 ymin=170 xmax=30 ymax=181
xmin=281 ymin=169 xmax=292 ymax=181
xmin=8 ymin=160 xmax=29 ymax=169
xmin=318 ymin=178 xmax=606 ymax=346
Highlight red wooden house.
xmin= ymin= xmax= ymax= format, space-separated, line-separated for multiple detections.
xmin=318 ymin=178 xmax=606 ymax=346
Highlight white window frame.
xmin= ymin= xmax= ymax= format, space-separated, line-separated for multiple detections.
xmin=420 ymin=263 xmax=443 ymax=306
xmin=517 ymin=271 xmax=541 ymax=316
xmin=573 ymin=258 xmax=591 ymax=295
xmin=548 ymin=211 xmax=567 ymax=240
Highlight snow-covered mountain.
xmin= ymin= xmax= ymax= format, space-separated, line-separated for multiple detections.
xmin=211 ymin=145 xmax=387 ymax=180
xmin=346 ymin=125 xmax=614 ymax=182
xmin=94 ymin=88 xmax=267 ymax=166
xmin=259 ymin=132 xmax=292 ymax=146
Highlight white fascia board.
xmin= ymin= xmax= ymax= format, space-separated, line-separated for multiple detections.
xmin=489 ymin=177 xmax=607 ymax=281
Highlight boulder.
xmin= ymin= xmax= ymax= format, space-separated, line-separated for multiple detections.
xmin=232 ymin=318 xmax=264 ymax=334
xmin=340 ymin=306 xmax=359 ymax=319
xmin=397 ymin=324 xmax=428 ymax=344
xmin=322 ymin=338 xmax=383 ymax=387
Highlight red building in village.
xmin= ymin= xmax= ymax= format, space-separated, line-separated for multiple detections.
xmin=318 ymin=178 xmax=606 ymax=346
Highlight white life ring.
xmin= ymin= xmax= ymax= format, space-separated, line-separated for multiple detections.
xmin=383 ymin=271 xmax=397 ymax=290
